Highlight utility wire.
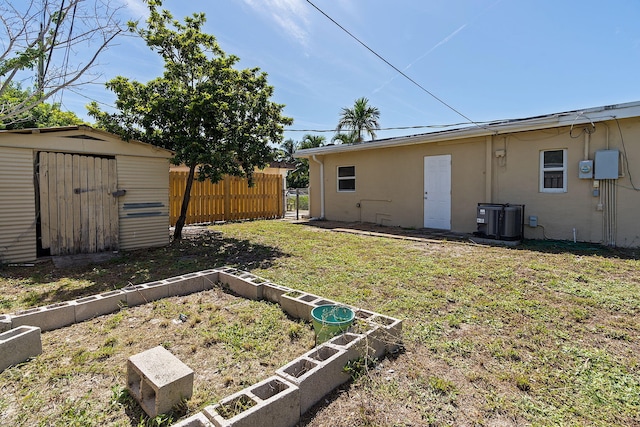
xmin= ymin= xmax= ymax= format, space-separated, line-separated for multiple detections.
xmin=44 ymin=0 xmax=66 ymax=82
xmin=305 ymin=0 xmax=487 ymax=130
xmin=286 ymin=121 xmax=489 ymax=133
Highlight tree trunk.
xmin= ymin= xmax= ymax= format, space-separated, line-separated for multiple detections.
xmin=173 ymin=163 xmax=197 ymax=241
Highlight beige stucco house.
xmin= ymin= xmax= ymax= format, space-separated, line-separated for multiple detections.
xmin=0 ymin=126 xmax=174 ymax=263
xmin=296 ymin=101 xmax=640 ymax=247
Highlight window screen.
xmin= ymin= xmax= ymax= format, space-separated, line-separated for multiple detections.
xmin=337 ymin=166 xmax=356 ymax=192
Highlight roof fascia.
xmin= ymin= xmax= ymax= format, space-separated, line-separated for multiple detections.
xmin=295 ymin=101 xmax=640 ymax=158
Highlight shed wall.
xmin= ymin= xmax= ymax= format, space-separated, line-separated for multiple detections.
xmin=116 ymin=156 xmax=170 ymax=250
xmin=0 ymin=147 xmax=36 ymax=263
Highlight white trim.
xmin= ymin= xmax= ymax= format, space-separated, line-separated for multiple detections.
xmin=539 ymin=149 xmax=567 ymax=193
xmin=337 ymin=165 xmax=356 ymax=192
xmin=295 ymin=101 xmax=640 ymax=158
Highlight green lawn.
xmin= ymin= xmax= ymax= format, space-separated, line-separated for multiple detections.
xmin=1 ymin=220 xmax=639 ymax=426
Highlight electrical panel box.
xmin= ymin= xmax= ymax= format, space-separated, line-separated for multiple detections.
xmin=594 ymin=150 xmax=619 ymax=179
xmin=578 ymin=160 xmax=593 ymax=179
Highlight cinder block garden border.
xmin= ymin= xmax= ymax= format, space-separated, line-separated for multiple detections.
xmin=0 ymin=267 xmax=403 ymax=427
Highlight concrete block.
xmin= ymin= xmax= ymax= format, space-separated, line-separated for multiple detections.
xmin=0 ymin=326 xmax=42 ymax=371
xmin=166 ymin=273 xmax=205 ymax=297
xmin=327 ymin=332 xmax=368 ymax=361
xmin=12 ymin=301 xmax=75 ymax=331
xmin=276 ymin=344 xmax=350 ymax=416
xmin=74 ymin=290 xmax=127 ymax=323
xmin=218 ymin=270 xmax=264 ymax=300
xmin=128 ymin=346 xmax=194 ymax=418
xmin=353 ymin=308 xmax=377 ymax=321
xmin=369 ymin=314 xmax=403 ymax=354
xmin=348 ymin=320 xmax=386 ymax=360
xmin=347 ymin=314 xmax=402 ymax=360
xmin=200 ymin=269 xmax=220 ymax=290
xmin=123 ymin=280 xmax=169 ymax=307
xmin=172 ymin=412 xmax=214 ymax=427
xmin=204 ymin=376 xmax=300 ymax=427
xmin=280 ymin=292 xmax=321 ymax=321
xmin=0 ymin=314 xmax=11 ymax=332
xmin=261 ymin=282 xmax=292 ymax=304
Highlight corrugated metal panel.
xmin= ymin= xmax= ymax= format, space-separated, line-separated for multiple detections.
xmin=119 ymin=216 xmax=169 ymax=250
xmin=116 ymin=156 xmax=170 ymax=250
xmin=0 ymin=147 xmax=36 ymax=263
xmin=116 ymin=156 xmax=169 ymax=188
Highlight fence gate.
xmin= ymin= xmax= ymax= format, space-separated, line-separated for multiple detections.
xmin=37 ymin=152 xmax=118 ymax=256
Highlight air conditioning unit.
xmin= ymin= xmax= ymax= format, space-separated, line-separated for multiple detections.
xmin=475 ymin=203 xmax=524 ymax=240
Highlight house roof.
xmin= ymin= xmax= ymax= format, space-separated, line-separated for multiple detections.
xmin=295 ymin=100 xmax=640 ymax=158
xmin=0 ymin=125 xmax=174 ymax=156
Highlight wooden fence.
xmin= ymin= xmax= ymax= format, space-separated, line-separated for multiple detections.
xmin=169 ymin=172 xmax=284 ymax=226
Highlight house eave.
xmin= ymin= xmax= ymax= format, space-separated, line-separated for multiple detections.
xmin=295 ymin=100 xmax=640 ymax=158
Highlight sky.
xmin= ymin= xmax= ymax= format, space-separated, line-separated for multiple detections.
xmin=54 ymin=0 xmax=640 ymax=143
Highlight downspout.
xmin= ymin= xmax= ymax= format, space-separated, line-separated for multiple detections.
xmin=311 ymin=155 xmax=325 ymax=219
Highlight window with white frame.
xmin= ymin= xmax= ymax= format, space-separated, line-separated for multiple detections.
xmin=337 ymin=165 xmax=356 ymax=192
xmin=540 ymin=149 xmax=567 ymax=192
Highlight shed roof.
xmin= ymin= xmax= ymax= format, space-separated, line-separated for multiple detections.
xmin=295 ymin=100 xmax=640 ymax=158
xmin=0 ymin=125 xmax=174 ymax=158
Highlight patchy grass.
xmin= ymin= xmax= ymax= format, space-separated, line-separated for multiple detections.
xmin=0 ymin=285 xmax=314 ymax=426
xmin=1 ymin=220 xmax=640 ymax=426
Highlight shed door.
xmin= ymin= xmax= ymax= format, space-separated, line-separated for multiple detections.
xmin=37 ymin=152 xmax=118 ymax=255
xmin=423 ymin=155 xmax=451 ymax=230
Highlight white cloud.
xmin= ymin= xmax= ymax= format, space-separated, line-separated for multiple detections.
xmin=242 ymin=0 xmax=310 ymax=46
xmin=121 ymin=0 xmax=149 ymax=20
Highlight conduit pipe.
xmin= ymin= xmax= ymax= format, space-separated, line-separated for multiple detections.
xmin=584 ymin=131 xmax=590 ymax=160
xmin=311 ymin=155 xmax=325 ymax=219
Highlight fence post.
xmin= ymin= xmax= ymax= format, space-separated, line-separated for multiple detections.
xmin=223 ymin=177 xmax=231 ymax=221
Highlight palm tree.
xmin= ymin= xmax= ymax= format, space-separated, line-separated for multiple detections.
xmin=277 ymin=138 xmax=298 ymax=163
xmin=336 ymin=97 xmax=380 ymax=143
xmin=300 ymin=134 xmax=326 ymax=150
xmin=279 ymin=134 xmax=325 ymax=188
xmin=331 ymin=131 xmax=358 ymax=145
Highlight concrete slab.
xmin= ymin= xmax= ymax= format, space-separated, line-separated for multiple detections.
xmin=51 ymin=252 xmax=117 ymax=268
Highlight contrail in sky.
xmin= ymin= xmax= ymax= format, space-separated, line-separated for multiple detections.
xmin=372 ymin=24 xmax=467 ymax=94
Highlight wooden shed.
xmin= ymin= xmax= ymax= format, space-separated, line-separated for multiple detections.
xmin=0 ymin=126 xmax=174 ymax=263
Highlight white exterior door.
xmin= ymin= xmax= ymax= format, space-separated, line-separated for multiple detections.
xmin=424 ymin=155 xmax=451 ymax=229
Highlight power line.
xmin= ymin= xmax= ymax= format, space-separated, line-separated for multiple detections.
xmin=305 ymin=0 xmax=487 ymax=130
xmin=286 ymin=121 xmax=486 ymax=133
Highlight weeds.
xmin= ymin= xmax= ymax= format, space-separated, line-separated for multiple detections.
xmin=1 ymin=220 xmax=639 ymax=426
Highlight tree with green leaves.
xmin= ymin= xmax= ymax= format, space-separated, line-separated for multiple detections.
xmin=89 ymin=1 xmax=292 ymax=240
xmin=0 ymin=0 xmax=124 ymax=125
xmin=331 ymin=130 xmax=358 ymax=145
xmin=0 ymin=82 xmax=83 ymax=129
xmin=335 ymin=97 xmax=380 ymax=143
xmin=277 ymin=134 xmax=324 ymax=188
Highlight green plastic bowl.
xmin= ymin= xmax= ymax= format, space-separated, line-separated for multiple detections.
xmin=311 ymin=305 xmax=355 ymax=344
